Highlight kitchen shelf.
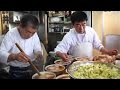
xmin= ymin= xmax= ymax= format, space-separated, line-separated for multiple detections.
xmin=49 ymin=22 xmax=64 ymax=24
xmin=48 ymin=32 xmax=67 ymax=34
xmin=48 ymin=11 xmax=72 ymax=34
xmin=49 ymin=15 xmax=64 ymax=17
xmin=49 ymin=21 xmax=71 ymax=24
xmin=64 ymin=22 xmax=71 ymax=24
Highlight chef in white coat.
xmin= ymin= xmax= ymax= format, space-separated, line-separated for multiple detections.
xmin=0 ymin=14 xmax=43 ymax=79
xmin=55 ymin=11 xmax=118 ymax=61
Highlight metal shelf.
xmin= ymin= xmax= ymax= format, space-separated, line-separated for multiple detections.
xmin=49 ymin=22 xmax=64 ymax=24
xmin=48 ymin=32 xmax=68 ymax=34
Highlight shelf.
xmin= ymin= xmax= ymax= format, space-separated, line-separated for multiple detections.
xmin=48 ymin=32 xmax=67 ymax=34
xmin=49 ymin=15 xmax=64 ymax=17
xmin=49 ymin=22 xmax=64 ymax=24
xmin=49 ymin=21 xmax=71 ymax=24
xmin=64 ymin=21 xmax=71 ymax=24
xmin=15 ymin=11 xmax=31 ymax=13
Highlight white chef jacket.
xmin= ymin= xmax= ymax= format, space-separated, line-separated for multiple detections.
xmin=0 ymin=27 xmax=42 ymax=67
xmin=54 ymin=26 xmax=104 ymax=54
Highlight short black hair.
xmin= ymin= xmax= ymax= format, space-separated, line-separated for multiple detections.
xmin=20 ymin=14 xmax=39 ymax=30
xmin=71 ymin=11 xmax=88 ymax=25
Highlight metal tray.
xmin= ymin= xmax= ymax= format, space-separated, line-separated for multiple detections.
xmin=66 ymin=61 xmax=120 ymax=79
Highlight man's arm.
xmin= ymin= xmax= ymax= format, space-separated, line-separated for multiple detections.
xmin=92 ymin=29 xmax=104 ymax=51
xmin=92 ymin=29 xmax=118 ymax=56
xmin=0 ymin=33 xmax=13 ymax=64
xmin=0 ymin=31 xmax=30 ymax=64
xmin=100 ymin=47 xmax=118 ymax=55
xmin=8 ymin=53 xmax=29 ymax=63
xmin=56 ymin=51 xmax=68 ymax=61
xmin=55 ymin=34 xmax=71 ymax=61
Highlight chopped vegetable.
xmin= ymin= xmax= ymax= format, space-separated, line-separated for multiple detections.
xmin=73 ymin=63 xmax=120 ymax=79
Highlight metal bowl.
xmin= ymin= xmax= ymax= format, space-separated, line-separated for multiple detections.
xmin=66 ymin=61 xmax=120 ymax=79
xmin=45 ymin=64 xmax=65 ymax=76
xmin=55 ymin=74 xmax=70 ymax=79
xmin=54 ymin=59 xmax=71 ymax=66
xmin=32 ymin=71 xmax=56 ymax=79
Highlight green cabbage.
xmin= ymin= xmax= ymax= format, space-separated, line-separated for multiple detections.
xmin=73 ymin=63 xmax=120 ymax=79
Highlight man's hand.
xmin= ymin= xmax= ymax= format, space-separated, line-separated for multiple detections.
xmin=107 ymin=49 xmax=118 ymax=56
xmin=15 ymin=52 xmax=29 ymax=63
xmin=100 ymin=47 xmax=118 ymax=56
xmin=8 ymin=52 xmax=29 ymax=63
xmin=56 ymin=51 xmax=69 ymax=62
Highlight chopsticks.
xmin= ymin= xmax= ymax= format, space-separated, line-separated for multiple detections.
xmin=15 ymin=43 xmax=41 ymax=76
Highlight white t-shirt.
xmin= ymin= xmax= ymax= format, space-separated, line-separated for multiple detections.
xmin=54 ymin=26 xmax=104 ymax=54
xmin=0 ymin=27 xmax=42 ymax=67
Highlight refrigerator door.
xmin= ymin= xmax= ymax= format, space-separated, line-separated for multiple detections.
xmin=105 ymin=34 xmax=120 ymax=53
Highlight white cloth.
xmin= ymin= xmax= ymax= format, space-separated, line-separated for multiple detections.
xmin=54 ymin=26 xmax=104 ymax=54
xmin=0 ymin=27 xmax=42 ymax=67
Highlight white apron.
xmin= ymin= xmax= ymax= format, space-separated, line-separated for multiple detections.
xmin=69 ymin=31 xmax=93 ymax=58
xmin=70 ymin=42 xmax=93 ymax=58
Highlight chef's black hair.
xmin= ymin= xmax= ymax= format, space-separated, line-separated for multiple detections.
xmin=20 ymin=14 xmax=39 ymax=30
xmin=71 ymin=11 xmax=88 ymax=25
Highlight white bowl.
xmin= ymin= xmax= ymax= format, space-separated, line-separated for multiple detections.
xmin=115 ymin=60 xmax=120 ymax=67
xmin=49 ymin=51 xmax=56 ymax=57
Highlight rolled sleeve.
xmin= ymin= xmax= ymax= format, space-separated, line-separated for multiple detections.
xmin=98 ymin=45 xmax=104 ymax=51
